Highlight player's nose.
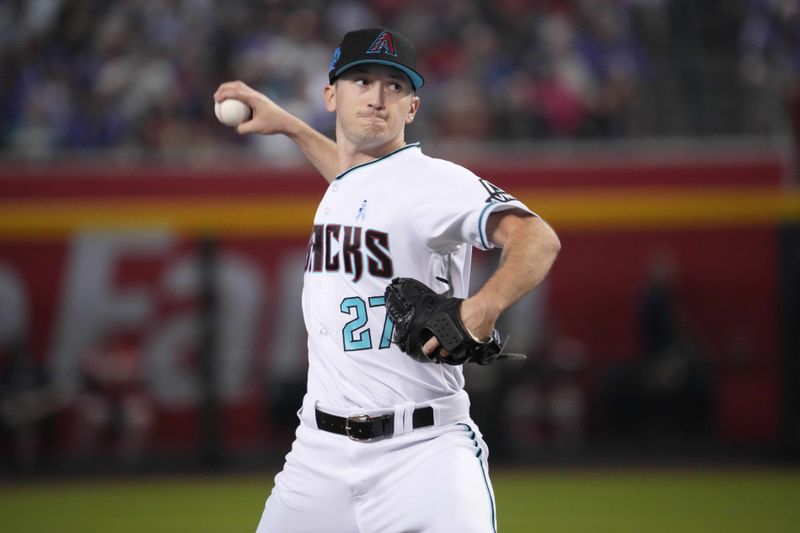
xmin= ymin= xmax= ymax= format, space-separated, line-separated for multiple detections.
xmin=366 ymin=83 xmax=386 ymax=110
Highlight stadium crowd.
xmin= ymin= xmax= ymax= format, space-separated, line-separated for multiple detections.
xmin=0 ymin=0 xmax=798 ymax=161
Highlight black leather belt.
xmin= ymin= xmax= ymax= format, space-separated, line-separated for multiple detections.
xmin=315 ymin=406 xmax=434 ymax=441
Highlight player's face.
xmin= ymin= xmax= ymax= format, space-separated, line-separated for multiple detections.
xmin=325 ymin=65 xmax=420 ymax=150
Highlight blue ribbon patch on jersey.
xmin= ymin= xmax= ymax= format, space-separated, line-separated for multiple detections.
xmin=356 ymin=200 xmax=368 ymax=221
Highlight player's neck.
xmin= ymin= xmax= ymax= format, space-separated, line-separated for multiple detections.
xmin=336 ymin=136 xmax=407 ymax=174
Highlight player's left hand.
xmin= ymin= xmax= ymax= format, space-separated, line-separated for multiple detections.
xmin=385 ymin=277 xmax=524 ymax=365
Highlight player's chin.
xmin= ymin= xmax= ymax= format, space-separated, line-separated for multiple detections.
xmin=355 ymin=126 xmax=390 ymax=144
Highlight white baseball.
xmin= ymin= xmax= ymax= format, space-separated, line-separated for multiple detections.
xmin=215 ymin=98 xmax=252 ymax=127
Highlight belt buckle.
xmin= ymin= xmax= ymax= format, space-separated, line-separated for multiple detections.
xmin=345 ymin=415 xmax=371 ymax=441
xmin=345 ymin=414 xmax=388 ymax=442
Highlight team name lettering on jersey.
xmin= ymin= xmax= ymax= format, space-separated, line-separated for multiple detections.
xmin=304 ymin=224 xmax=393 ymax=281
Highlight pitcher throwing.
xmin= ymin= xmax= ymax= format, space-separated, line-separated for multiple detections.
xmin=215 ymin=27 xmax=560 ymax=533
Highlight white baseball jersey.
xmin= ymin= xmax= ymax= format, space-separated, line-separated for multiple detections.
xmin=301 ymin=142 xmax=534 ymax=411
xmin=258 ymin=143 xmax=535 ymax=533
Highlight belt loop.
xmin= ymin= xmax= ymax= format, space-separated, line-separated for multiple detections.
xmin=403 ymin=402 xmax=415 ymax=434
xmin=431 ymin=401 xmax=443 ymax=427
xmin=302 ymin=395 xmax=318 ymax=429
xmin=392 ymin=404 xmax=405 ymax=436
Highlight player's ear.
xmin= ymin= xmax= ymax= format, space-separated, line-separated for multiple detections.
xmin=324 ymin=84 xmax=337 ymax=112
xmin=405 ymin=95 xmax=420 ymax=124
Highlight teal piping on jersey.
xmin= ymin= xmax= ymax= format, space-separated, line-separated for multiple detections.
xmin=458 ymin=423 xmax=497 ymax=533
xmin=334 ymin=142 xmax=421 ymax=181
xmin=478 ymin=202 xmax=500 ymax=250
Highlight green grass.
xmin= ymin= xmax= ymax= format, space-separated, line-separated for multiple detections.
xmin=2 ymin=469 xmax=799 ymax=532
xmin=494 ymin=469 xmax=800 ymax=533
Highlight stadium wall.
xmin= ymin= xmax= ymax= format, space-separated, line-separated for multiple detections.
xmin=0 ymin=153 xmax=796 ymax=457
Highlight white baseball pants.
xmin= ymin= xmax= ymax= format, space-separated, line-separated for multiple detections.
xmin=255 ymin=396 xmax=497 ymax=533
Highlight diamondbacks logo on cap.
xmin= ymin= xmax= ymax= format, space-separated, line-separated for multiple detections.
xmin=366 ymin=31 xmax=397 ymax=57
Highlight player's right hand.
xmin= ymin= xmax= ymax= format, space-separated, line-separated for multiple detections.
xmin=421 ymin=296 xmax=493 ymax=360
xmin=213 ymin=81 xmax=295 ymax=136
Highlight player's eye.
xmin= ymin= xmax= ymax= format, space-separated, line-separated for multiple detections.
xmin=389 ymin=82 xmax=401 ymax=91
xmin=355 ymin=78 xmax=368 ymax=86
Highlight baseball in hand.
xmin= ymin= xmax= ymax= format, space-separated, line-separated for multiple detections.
xmin=215 ymin=99 xmax=252 ymax=127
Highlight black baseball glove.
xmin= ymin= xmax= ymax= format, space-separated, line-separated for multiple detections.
xmin=383 ymin=277 xmax=525 ymax=365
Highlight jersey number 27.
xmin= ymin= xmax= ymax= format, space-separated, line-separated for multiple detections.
xmin=340 ymin=296 xmax=394 ymax=351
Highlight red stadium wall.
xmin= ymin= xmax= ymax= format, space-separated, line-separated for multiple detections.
xmin=0 ymin=152 xmax=794 ymax=455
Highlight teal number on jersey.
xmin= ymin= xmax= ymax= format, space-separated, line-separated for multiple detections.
xmin=340 ymin=297 xmax=372 ymax=350
xmin=368 ymin=296 xmax=394 ymax=349
xmin=339 ymin=295 xmax=395 ymax=352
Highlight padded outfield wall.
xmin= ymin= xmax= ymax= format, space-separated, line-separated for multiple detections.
xmin=0 ymin=150 xmax=797 ymax=459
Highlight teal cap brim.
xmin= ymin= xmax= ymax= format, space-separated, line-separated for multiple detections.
xmin=334 ymin=59 xmax=424 ymax=90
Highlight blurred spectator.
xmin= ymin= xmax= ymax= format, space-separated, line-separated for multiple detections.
xmin=645 ymin=252 xmax=713 ymax=435
xmin=602 ymin=251 xmax=713 ymax=446
xmin=575 ymin=0 xmax=649 ymax=136
xmin=0 ymin=336 xmax=60 ymax=473
xmin=739 ymin=0 xmax=800 ymax=133
xmin=75 ymin=335 xmax=153 ymax=467
xmin=739 ymin=0 xmax=800 ymax=179
xmin=532 ymin=11 xmax=596 ymax=137
xmin=502 ymin=320 xmax=587 ymax=459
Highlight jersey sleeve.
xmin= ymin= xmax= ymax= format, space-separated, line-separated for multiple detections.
xmin=411 ymin=164 xmax=536 ymax=253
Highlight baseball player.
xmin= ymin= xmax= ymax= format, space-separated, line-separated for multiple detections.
xmin=215 ymin=27 xmax=560 ymax=533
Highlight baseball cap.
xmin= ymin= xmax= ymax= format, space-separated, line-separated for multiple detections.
xmin=328 ymin=27 xmax=425 ymax=90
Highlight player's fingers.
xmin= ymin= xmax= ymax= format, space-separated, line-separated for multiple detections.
xmin=422 ymin=337 xmax=439 ymax=357
xmin=422 ymin=338 xmax=450 ymax=359
xmin=213 ymin=82 xmax=241 ymax=101
xmin=236 ymin=119 xmax=258 ymax=135
xmin=214 ymin=81 xmax=257 ymax=103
